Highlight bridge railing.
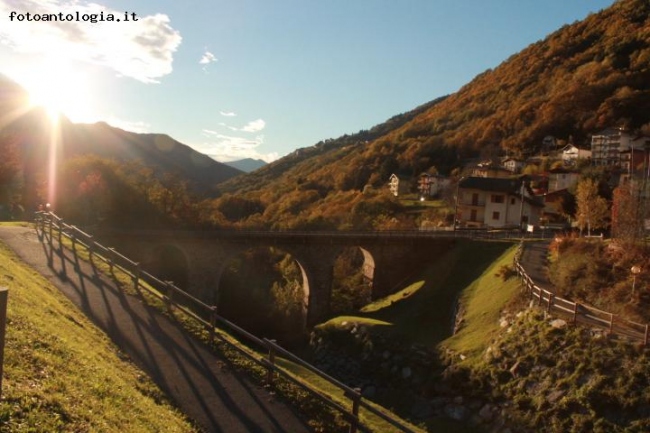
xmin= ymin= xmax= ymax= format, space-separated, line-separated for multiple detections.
xmin=513 ymin=243 xmax=649 ymax=345
xmin=34 ymin=212 xmax=421 ymax=433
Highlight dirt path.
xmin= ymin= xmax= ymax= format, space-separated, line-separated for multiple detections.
xmin=0 ymin=225 xmax=312 ymax=433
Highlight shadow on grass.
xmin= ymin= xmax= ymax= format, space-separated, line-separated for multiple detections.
xmin=354 ymin=240 xmax=514 ymax=347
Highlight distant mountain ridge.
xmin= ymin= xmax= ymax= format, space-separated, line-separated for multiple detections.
xmin=0 ymin=75 xmax=243 ymax=201
xmin=225 ymin=158 xmax=267 ymax=173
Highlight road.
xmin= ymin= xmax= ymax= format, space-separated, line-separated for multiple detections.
xmin=0 ymin=225 xmax=312 ymax=433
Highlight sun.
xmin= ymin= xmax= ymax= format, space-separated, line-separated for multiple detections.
xmin=21 ymin=59 xmax=96 ymax=122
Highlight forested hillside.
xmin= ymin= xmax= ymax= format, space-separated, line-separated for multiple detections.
xmin=0 ymin=75 xmax=242 ymax=224
xmin=212 ymin=0 xmax=650 ymax=230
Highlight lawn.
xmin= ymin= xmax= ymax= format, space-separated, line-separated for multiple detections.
xmin=0 ymin=241 xmax=197 ymax=432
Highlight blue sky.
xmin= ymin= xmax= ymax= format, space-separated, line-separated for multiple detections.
xmin=0 ymin=0 xmax=614 ymax=163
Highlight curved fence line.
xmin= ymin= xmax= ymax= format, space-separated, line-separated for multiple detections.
xmin=34 ymin=212 xmax=420 ymax=433
xmin=513 ymin=243 xmax=649 ymax=345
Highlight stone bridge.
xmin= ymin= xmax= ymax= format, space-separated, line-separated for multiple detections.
xmin=94 ymin=229 xmax=458 ymax=327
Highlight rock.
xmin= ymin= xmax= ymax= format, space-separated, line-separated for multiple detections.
xmin=459 ymin=353 xmax=467 ymax=361
xmin=402 ymin=366 xmax=412 ymax=379
xmin=382 ymin=350 xmax=391 ymax=359
xmin=453 ymin=396 xmax=464 ymax=404
xmin=500 ymin=319 xmax=509 ymax=328
xmin=550 ymin=319 xmax=567 ymax=329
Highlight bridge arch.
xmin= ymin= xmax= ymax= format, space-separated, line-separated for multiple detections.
xmin=216 ymin=246 xmax=310 ymax=341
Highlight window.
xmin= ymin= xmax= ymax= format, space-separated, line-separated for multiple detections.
xmin=492 ymin=211 xmax=500 ymax=220
xmin=491 ymin=194 xmax=504 ymax=203
xmin=510 ymin=197 xmax=516 ymax=205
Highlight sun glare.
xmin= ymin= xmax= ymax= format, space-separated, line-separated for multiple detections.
xmin=22 ymin=60 xmax=96 ymax=123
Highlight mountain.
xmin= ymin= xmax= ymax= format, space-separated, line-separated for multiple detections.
xmin=0 ymin=75 xmax=243 ymax=206
xmin=213 ymin=0 xmax=650 ymax=229
xmin=225 ymin=158 xmax=267 ymax=173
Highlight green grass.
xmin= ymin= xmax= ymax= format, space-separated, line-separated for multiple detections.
xmin=319 ymin=240 xmax=515 ymax=348
xmin=440 ymin=246 xmax=521 ymax=362
xmin=0 ymin=242 xmax=197 ymax=432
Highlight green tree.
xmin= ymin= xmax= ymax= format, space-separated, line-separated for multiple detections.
xmin=575 ymin=178 xmax=609 ymax=236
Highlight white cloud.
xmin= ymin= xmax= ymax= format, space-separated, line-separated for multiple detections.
xmin=0 ymin=0 xmax=182 ymax=83
xmin=240 ymin=118 xmax=266 ymax=133
xmin=219 ymin=111 xmax=237 ymax=117
xmin=194 ymin=133 xmax=278 ymax=163
xmin=199 ymin=50 xmax=217 ymax=65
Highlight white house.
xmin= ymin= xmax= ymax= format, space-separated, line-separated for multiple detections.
xmin=389 ymin=174 xmax=410 ymax=197
xmin=561 ymin=144 xmax=591 ymax=164
xmin=501 ymin=157 xmax=524 ymax=173
xmin=456 ymin=177 xmax=544 ymax=229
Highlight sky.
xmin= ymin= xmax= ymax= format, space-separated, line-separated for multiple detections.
xmin=0 ymin=0 xmax=615 ymax=164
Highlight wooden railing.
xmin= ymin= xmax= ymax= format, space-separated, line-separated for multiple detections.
xmin=514 ymin=243 xmax=649 ymax=345
xmin=34 ymin=212 xmax=421 ymax=433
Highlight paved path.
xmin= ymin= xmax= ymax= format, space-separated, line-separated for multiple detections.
xmin=0 ymin=225 xmax=312 ymax=433
xmin=518 ymin=240 xmax=552 ymax=291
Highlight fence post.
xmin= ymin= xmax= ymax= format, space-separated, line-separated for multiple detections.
xmin=573 ymin=302 xmax=578 ymax=325
xmin=108 ymin=248 xmax=115 ymax=273
xmin=133 ymin=263 xmax=140 ymax=291
xmin=348 ymin=388 xmax=362 ymax=433
xmin=0 ymin=288 xmax=7 ymax=399
xmin=48 ymin=216 xmax=53 ymax=246
xmin=209 ymin=306 xmax=217 ymax=343
xmin=57 ymin=219 xmax=62 ymax=245
xmin=609 ymin=313 xmax=614 ymax=333
xmin=645 ymin=324 xmax=648 ymax=347
xmin=71 ymin=227 xmax=77 ymax=253
xmin=165 ymin=281 xmax=175 ymax=313
xmin=266 ymin=339 xmax=277 ymax=387
xmin=547 ymin=293 xmax=553 ymax=313
xmin=88 ymin=237 xmax=95 ymax=261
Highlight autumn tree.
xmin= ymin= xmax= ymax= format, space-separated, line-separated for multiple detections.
xmin=611 ymin=181 xmax=643 ymax=243
xmin=575 ymin=178 xmax=609 ymax=236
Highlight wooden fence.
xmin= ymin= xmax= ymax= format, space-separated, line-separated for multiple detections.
xmin=34 ymin=212 xmax=420 ymax=433
xmin=514 ymin=244 xmax=649 ymax=345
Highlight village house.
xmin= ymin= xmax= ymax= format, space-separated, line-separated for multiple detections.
xmin=591 ymin=128 xmax=649 ymax=167
xmin=548 ymin=168 xmax=580 ymax=193
xmin=501 ymin=157 xmax=524 ymax=173
xmin=418 ymin=173 xmax=450 ymax=198
xmin=470 ymin=161 xmax=512 ymax=178
xmin=561 ymin=144 xmax=591 ymax=165
xmin=388 ymin=174 xmax=410 ymax=197
xmin=541 ymin=188 xmax=573 ymax=226
xmin=456 ymin=176 xmax=543 ymax=229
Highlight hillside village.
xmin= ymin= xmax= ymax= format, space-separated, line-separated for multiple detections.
xmin=389 ymin=127 xmax=650 ymax=234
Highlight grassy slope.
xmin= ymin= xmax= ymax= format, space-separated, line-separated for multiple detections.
xmin=0 ymin=240 xmax=197 ymax=432
xmin=320 ymin=240 xmax=516 ymax=348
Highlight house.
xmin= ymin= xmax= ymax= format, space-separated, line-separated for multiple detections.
xmin=541 ymin=188 xmax=573 ymax=225
xmin=591 ymin=128 xmax=648 ymax=167
xmin=456 ymin=176 xmax=543 ymax=229
xmin=561 ymin=144 xmax=591 ymax=164
xmin=418 ymin=173 xmax=450 ymax=198
xmin=548 ymin=169 xmax=579 ymax=193
xmin=389 ymin=174 xmax=410 ymax=197
xmin=619 ymin=147 xmax=647 ymax=174
xmin=470 ymin=161 xmax=512 ymax=178
xmin=501 ymin=157 xmax=524 ymax=173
